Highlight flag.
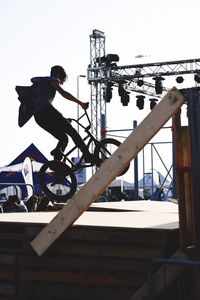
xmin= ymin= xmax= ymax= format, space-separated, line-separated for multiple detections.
xmin=22 ymin=157 xmax=33 ymax=198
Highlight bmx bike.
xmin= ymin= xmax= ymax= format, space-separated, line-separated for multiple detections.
xmin=39 ymin=110 xmax=130 ymax=202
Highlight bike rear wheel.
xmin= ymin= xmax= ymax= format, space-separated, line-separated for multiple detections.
xmin=39 ymin=160 xmax=77 ymax=202
xmin=94 ymin=138 xmax=130 ymax=176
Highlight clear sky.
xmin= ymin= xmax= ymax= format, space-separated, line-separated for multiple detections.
xmin=1 ymin=0 xmax=200 ymax=182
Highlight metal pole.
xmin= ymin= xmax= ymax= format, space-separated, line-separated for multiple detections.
xmin=101 ymin=113 xmax=106 ymax=140
xmin=76 ymin=75 xmax=86 ymax=157
xmin=133 ymin=120 xmax=139 ymax=199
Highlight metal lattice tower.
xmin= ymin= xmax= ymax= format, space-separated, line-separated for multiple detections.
xmin=87 ymin=29 xmax=106 ymax=140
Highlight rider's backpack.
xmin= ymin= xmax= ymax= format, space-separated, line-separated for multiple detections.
xmin=15 ymin=85 xmax=38 ymax=127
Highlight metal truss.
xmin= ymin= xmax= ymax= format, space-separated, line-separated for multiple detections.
xmin=88 ymin=29 xmax=106 ymax=140
xmin=88 ymin=30 xmax=200 ymax=139
xmin=88 ymin=58 xmax=200 ymax=82
xmin=112 ymin=58 xmax=200 ymax=78
xmin=118 ymin=79 xmax=169 ymax=98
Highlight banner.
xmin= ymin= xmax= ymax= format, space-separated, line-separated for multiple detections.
xmin=72 ymin=157 xmax=86 ymax=185
xmin=22 ymin=157 xmax=34 ymax=198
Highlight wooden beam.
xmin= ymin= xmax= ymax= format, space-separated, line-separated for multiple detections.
xmin=31 ymin=89 xmax=185 ymax=256
xmin=173 ymin=112 xmax=195 ymax=250
xmin=129 ymin=249 xmax=188 ymax=300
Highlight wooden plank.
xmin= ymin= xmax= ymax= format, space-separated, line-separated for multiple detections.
xmin=17 ymin=253 xmax=149 ymax=272
xmin=18 ymin=282 xmax=134 ymax=300
xmin=31 ymin=89 xmax=185 ymax=256
xmin=18 ymin=269 xmax=144 ymax=286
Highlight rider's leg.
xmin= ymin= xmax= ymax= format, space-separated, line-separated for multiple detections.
xmin=63 ymin=120 xmax=94 ymax=162
xmin=34 ymin=106 xmax=94 ymax=162
xmin=34 ymin=106 xmax=69 ymax=160
xmin=50 ymin=140 xmax=68 ymax=160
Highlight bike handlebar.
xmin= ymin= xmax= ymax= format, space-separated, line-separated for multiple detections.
xmin=69 ymin=109 xmax=91 ymax=132
xmin=84 ymin=109 xmax=91 ymax=124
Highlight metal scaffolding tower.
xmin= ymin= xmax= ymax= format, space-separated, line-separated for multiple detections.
xmin=87 ymin=29 xmax=106 ymax=140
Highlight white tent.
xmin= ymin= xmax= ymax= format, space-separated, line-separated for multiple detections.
xmin=108 ymin=179 xmax=134 ymax=190
xmin=0 ymin=161 xmax=43 ymax=173
xmin=138 ymin=172 xmax=170 ymax=189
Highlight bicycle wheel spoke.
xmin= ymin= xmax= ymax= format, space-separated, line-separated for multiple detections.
xmin=94 ymin=138 xmax=130 ymax=176
xmin=39 ymin=161 xmax=77 ymax=202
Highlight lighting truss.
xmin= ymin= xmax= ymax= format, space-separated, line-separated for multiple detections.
xmin=88 ymin=58 xmax=200 ymax=82
xmin=124 ymin=79 xmax=169 ymax=98
xmin=88 ymin=30 xmax=200 ymax=140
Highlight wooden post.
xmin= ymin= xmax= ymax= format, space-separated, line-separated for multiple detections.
xmin=187 ymin=88 xmax=200 ymax=257
xmin=173 ymin=111 xmax=196 ymax=251
xmin=31 ymin=89 xmax=185 ymax=256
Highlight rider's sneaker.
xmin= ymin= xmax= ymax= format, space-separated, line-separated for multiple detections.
xmin=83 ymin=153 xmax=94 ymax=163
xmin=50 ymin=148 xmax=64 ymax=161
xmin=84 ymin=153 xmax=103 ymax=167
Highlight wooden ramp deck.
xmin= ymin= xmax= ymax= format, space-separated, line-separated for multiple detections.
xmin=0 ymin=201 xmax=180 ymax=300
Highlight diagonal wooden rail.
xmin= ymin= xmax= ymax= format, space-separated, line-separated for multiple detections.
xmin=31 ymin=88 xmax=185 ymax=256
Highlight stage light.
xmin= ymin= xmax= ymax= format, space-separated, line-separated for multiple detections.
xmin=194 ymin=73 xmax=200 ymax=83
xmin=96 ymin=54 xmax=119 ymax=67
xmin=153 ymin=76 xmax=165 ymax=94
xmin=118 ymin=84 xmax=130 ymax=106
xmin=149 ymin=98 xmax=158 ymax=110
xmin=92 ymin=29 xmax=105 ymax=38
xmin=136 ymin=95 xmax=145 ymax=110
xmin=118 ymin=84 xmax=125 ymax=97
xmin=137 ymin=79 xmax=144 ymax=87
xmin=106 ymin=54 xmax=119 ymax=63
xmin=103 ymin=83 xmax=113 ymax=102
xmin=121 ymin=91 xmax=130 ymax=106
xmin=176 ymin=76 xmax=184 ymax=84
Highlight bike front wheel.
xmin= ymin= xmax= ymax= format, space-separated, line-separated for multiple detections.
xmin=39 ymin=160 xmax=77 ymax=202
xmin=94 ymin=138 xmax=130 ymax=176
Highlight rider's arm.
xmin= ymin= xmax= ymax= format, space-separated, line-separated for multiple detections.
xmin=50 ymin=81 xmax=89 ymax=110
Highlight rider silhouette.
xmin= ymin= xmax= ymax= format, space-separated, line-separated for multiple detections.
xmin=31 ymin=65 xmax=95 ymax=162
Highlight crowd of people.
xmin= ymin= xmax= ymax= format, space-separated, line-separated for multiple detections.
xmin=0 ymin=194 xmax=54 ymax=213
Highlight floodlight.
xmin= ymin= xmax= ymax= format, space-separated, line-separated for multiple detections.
xmin=149 ymin=98 xmax=158 ymax=110
xmin=176 ymin=76 xmax=184 ymax=84
xmin=92 ymin=29 xmax=105 ymax=38
xmin=194 ymin=74 xmax=200 ymax=83
xmin=137 ymin=79 xmax=144 ymax=87
xmin=118 ymin=84 xmax=125 ymax=97
xmin=103 ymin=83 xmax=113 ymax=102
xmin=96 ymin=54 xmax=119 ymax=67
xmin=121 ymin=91 xmax=130 ymax=106
xmin=153 ymin=76 xmax=165 ymax=94
xmin=106 ymin=54 xmax=119 ymax=63
xmin=136 ymin=95 xmax=145 ymax=110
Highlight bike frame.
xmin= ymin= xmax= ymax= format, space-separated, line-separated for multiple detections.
xmin=39 ymin=112 xmax=128 ymax=202
xmin=61 ymin=111 xmax=101 ymax=171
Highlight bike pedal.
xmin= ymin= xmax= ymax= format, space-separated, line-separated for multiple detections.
xmin=53 ymin=155 xmax=63 ymax=161
xmin=50 ymin=148 xmax=64 ymax=160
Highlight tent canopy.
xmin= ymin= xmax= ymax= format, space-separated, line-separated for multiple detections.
xmin=0 ymin=143 xmax=49 ymax=197
xmin=109 ymin=179 xmax=134 ymax=189
xmin=138 ymin=172 xmax=170 ymax=189
xmin=0 ymin=143 xmax=48 ymax=172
